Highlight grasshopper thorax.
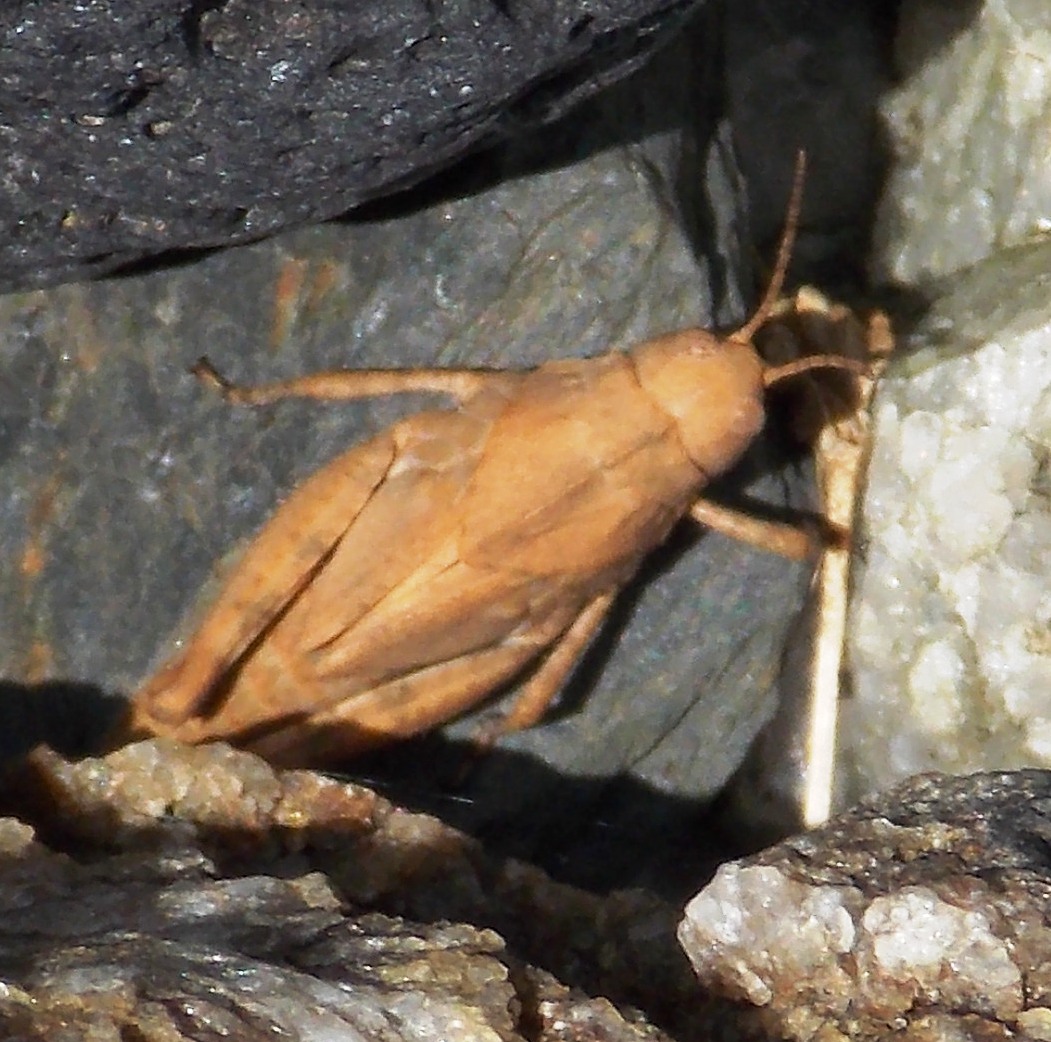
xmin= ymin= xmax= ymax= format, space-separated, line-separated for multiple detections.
xmin=631 ymin=328 xmax=766 ymax=479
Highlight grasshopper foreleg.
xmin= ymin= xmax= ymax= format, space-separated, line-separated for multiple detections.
xmin=687 ymin=499 xmax=831 ymax=561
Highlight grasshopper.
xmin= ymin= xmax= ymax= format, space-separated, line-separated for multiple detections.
xmin=118 ymin=156 xmax=864 ymax=767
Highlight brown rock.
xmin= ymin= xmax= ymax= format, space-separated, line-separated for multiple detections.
xmin=0 ymin=740 xmax=695 ymax=1040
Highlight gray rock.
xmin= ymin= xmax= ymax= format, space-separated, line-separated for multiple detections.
xmin=726 ymin=1 xmax=887 ymax=279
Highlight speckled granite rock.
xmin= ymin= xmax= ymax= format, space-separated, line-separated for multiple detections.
xmin=679 ymin=770 xmax=1051 ymax=1042
xmin=845 ymin=0 xmax=1051 ymax=803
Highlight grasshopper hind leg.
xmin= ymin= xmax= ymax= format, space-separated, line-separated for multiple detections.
xmin=192 ymin=358 xmax=497 ymax=406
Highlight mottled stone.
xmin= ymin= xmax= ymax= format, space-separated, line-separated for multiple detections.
xmin=680 ymin=771 xmax=1051 ymax=1042
xmin=0 ymin=741 xmax=696 ymax=1040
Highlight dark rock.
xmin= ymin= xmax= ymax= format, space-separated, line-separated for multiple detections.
xmin=0 ymin=0 xmax=703 ymax=291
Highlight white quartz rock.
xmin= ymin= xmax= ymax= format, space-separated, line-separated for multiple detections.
xmin=849 ymin=239 xmax=1051 ymax=793
xmin=873 ymin=0 xmax=1051 ymax=285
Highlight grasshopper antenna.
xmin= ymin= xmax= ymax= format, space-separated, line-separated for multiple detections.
xmin=732 ymin=149 xmax=806 ymax=346
xmin=763 ymin=353 xmax=869 ymax=388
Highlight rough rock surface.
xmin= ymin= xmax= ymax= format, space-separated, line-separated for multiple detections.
xmin=680 ymin=770 xmax=1051 ymax=1042
xmin=0 ymin=0 xmax=702 ymax=291
xmin=0 ymin=740 xmax=691 ymax=1041
xmin=872 ymin=0 xmax=1051 ymax=286
xmin=850 ymin=240 xmax=1051 ymax=793
xmin=844 ymin=0 xmax=1051 ymax=802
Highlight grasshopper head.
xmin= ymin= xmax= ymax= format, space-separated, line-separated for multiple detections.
xmin=631 ymin=154 xmax=868 ymax=480
xmin=631 ymin=328 xmax=766 ymax=479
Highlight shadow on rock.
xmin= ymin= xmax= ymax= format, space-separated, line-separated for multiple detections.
xmin=0 ymin=679 xmax=124 ymax=763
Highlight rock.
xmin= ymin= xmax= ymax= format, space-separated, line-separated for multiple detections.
xmin=0 ymin=0 xmax=703 ymax=291
xmin=0 ymin=740 xmax=691 ymax=1041
xmin=725 ymin=1 xmax=888 ymax=282
xmin=872 ymin=0 xmax=1051 ymax=286
xmin=846 ymin=0 xmax=1051 ymax=800
xmin=679 ymin=770 xmax=1051 ymax=1042
xmin=850 ymin=240 xmax=1051 ymax=793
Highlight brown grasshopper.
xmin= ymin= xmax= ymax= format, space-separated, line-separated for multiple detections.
xmin=117 ymin=157 xmax=864 ymax=767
